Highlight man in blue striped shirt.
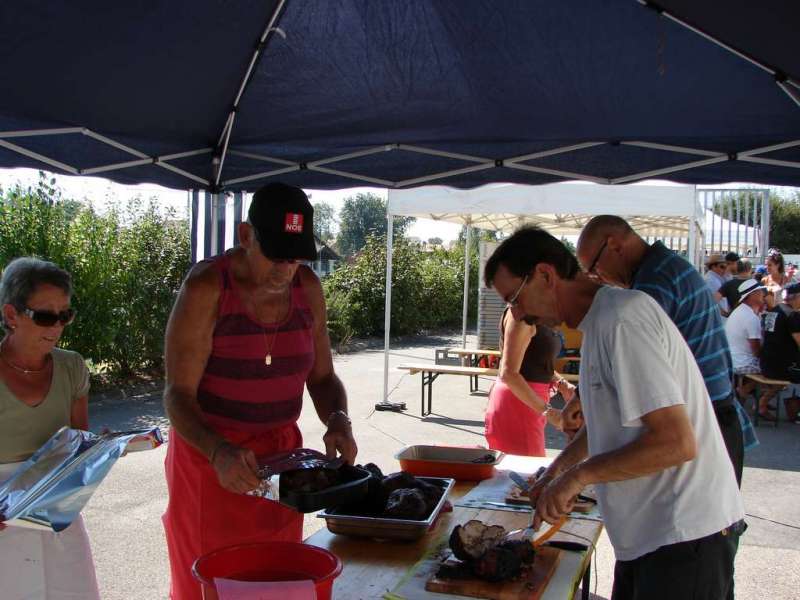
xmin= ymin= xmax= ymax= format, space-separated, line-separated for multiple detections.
xmin=576 ymin=215 xmax=748 ymax=485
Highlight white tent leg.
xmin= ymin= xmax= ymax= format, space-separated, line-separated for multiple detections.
xmin=688 ymin=211 xmax=697 ymax=268
xmin=376 ymin=212 xmax=405 ymax=411
xmin=462 ymin=225 xmax=471 ymax=348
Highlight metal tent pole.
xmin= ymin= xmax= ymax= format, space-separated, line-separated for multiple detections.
xmin=376 ymin=211 xmax=405 ymax=411
xmin=462 ymin=225 xmax=472 ymax=348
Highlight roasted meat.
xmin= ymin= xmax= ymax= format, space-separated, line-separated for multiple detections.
xmin=384 ymin=488 xmax=428 ymax=520
xmin=449 ymin=520 xmax=507 ymax=561
xmin=445 ymin=520 xmax=535 ymax=583
xmin=472 ymin=546 xmax=523 ymax=582
xmin=359 ymin=463 xmax=384 ymax=479
xmin=497 ymin=539 xmax=536 ymax=565
xmin=280 ymin=467 xmax=341 ymax=493
xmin=381 ymin=471 xmax=419 ymax=494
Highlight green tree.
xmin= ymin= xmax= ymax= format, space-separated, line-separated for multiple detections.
xmin=769 ymin=196 xmax=800 ymax=252
xmin=335 ymin=193 xmax=414 ymax=256
xmin=312 ymin=201 xmax=336 ymax=244
xmin=710 ymin=189 xmax=800 ymax=253
xmin=0 ymin=182 xmax=189 ymax=380
xmin=324 ymin=235 xmax=472 ymax=344
xmin=427 ymin=237 xmax=443 ymax=247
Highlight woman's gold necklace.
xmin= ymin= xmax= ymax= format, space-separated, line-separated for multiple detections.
xmin=0 ymin=341 xmax=49 ymax=374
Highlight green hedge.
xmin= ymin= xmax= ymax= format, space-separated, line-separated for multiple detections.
xmin=1 ymin=178 xmax=480 ymax=376
xmin=324 ymin=235 xmax=478 ymax=343
xmin=0 ymin=180 xmax=189 ymax=378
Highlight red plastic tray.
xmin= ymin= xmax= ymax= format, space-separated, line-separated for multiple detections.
xmin=395 ymin=445 xmax=503 ymax=481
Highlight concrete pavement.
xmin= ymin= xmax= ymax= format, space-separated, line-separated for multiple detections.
xmin=84 ymin=332 xmax=800 ymax=599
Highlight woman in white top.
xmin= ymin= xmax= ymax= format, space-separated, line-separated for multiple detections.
xmin=0 ymin=257 xmax=100 ymax=600
xmin=762 ymin=249 xmax=794 ymax=309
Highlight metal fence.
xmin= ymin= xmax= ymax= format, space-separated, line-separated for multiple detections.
xmin=697 ymin=188 xmax=770 ymax=264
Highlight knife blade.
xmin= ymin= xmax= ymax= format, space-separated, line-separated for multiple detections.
xmin=508 ymin=471 xmax=531 ymax=493
xmin=485 ymin=501 xmax=531 ymax=510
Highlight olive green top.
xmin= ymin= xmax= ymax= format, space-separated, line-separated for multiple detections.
xmin=0 ymin=348 xmax=90 ymax=463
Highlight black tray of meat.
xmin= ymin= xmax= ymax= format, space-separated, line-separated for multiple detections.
xmin=279 ymin=464 xmax=370 ymax=513
xmin=317 ymin=464 xmax=455 ymax=541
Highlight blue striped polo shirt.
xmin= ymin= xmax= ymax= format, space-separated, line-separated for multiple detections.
xmin=632 ymin=242 xmax=733 ymax=403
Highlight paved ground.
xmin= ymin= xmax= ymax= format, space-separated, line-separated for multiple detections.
xmin=84 ymin=332 xmax=800 ymax=599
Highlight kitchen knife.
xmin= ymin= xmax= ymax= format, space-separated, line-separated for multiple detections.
xmin=508 ymin=471 xmax=531 ymax=493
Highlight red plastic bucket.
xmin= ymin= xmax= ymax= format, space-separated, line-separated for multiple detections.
xmin=192 ymin=541 xmax=342 ymax=600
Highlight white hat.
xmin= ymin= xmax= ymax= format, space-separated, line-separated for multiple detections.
xmin=737 ymin=279 xmax=766 ymax=301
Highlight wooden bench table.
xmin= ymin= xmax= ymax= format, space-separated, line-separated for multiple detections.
xmin=744 ymin=373 xmax=791 ymax=427
xmin=305 ymin=455 xmax=603 ymax=600
xmin=397 ymin=363 xmax=498 ymax=416
xmin=442 ymin=347 xmax=502 ymax=366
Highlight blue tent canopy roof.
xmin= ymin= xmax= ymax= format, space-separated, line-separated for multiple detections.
xmin=1 ymin=1 xmax=799 ymax=191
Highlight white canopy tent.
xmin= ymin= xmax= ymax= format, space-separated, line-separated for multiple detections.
xmin=380 ymin=181 xmax=703 ymax=405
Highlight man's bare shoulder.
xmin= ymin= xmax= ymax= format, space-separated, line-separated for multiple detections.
xmin=182 ymin=260 xmax=221 ymax=301
xmin=297 ymin=264 xmax=323 ymax=295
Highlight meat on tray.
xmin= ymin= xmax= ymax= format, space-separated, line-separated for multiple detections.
xmin=337 ymin=463 xmax=446 ymax=520
xmin=440 ymin=519 xmax=537 ymax=583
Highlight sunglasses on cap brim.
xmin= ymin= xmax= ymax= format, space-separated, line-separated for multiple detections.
xmin=22 ymin=307 xmax=76 ymax=327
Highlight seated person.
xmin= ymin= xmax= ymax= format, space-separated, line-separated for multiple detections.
xmin=719 ymin=259 xmax=751 ymax=317
xmin=724 ymin=251 xmax=740 ymax=280
xmin=704 ymin=254 xmax=728 ymax=306
xmin=725 ymin=279 xmax=776 ymax=419
xmin=761 ymin=282 xmax=800 ymax=422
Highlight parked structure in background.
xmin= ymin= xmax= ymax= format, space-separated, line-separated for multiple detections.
xmin=310 ymin=236 xmax=340 ymax=278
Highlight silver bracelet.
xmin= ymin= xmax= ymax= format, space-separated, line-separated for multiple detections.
xmin=326 ymin=409 xmax=351 ymax=428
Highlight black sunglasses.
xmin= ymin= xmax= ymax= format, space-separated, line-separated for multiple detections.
xmin=22 ymin=307 xmax=76 ymax=327
xmin=586 ymin=239 xmax=608 ymax=276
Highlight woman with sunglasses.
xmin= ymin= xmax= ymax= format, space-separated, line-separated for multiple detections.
xmin=0 ymin=257 xmax=99 ymax=599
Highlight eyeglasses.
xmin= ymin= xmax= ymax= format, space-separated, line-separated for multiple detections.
xmin=586 ymin=239 xmax=608 ymax=277
xmin=506 ymin=275 xmax=528 ymax=307
xmin=22 ymin=307 xmax=76 ymax=327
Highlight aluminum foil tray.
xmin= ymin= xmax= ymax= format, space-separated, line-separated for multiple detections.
xmin=317 ymin=476 xmax=455 ymax=541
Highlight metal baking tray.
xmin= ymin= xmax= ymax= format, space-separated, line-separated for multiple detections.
xmin=317 ymin=476 xmax=455 ymax=541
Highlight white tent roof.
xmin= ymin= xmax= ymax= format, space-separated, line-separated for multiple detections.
xmin=388 ymin=181 xmax=702 ymax=237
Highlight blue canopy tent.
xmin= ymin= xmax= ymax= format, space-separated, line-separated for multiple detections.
xmin=1 ymin=1 xmax=799 ymax=192
xmin=1 ymin=1 xmax=799 ymax=410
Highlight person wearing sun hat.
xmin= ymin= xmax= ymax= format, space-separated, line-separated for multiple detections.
xmin=704 ymin=253 xmax=729 ymax=305
xmin=161 ymin=182 xmax=358 ymax=599
xmin=724 ymin=279 xmax=777 ymax=420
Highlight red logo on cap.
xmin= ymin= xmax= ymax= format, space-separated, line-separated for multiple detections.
xmin=284 ymin=213 xmax=304 ymax=234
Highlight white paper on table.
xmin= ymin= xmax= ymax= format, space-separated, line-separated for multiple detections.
xmin=214 ymin=578 xmax=317 ymax=600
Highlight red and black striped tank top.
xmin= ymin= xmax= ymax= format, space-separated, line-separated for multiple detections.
xmin=197 ymin=253 xmax=315 ymax=433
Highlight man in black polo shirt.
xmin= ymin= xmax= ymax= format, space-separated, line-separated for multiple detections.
xmin=719 ymin=259 xmax=752 ymax=316
xmin=761 ymin=282 xmax=800 ymax=422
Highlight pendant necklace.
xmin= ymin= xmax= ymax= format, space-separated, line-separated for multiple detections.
xmin=262 ymin=289 xmax=290 ymax=366
xmin=263 ymin=321 xmax=280 ymax=366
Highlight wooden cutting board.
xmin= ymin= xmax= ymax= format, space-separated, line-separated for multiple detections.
xmin=425 ymin=546 xmax=561 ymax=600
xmin=505 ymin=486 xmax=594 ymax=513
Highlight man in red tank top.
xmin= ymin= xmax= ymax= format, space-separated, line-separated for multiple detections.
xmin=162 ymin=182 xmax=358 ymax=599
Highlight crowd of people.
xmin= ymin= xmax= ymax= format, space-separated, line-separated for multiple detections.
xmin=3 ymin=185 xmax=796 ymax=599
xmin=702 ymin=249 xmax=800 ymax=422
